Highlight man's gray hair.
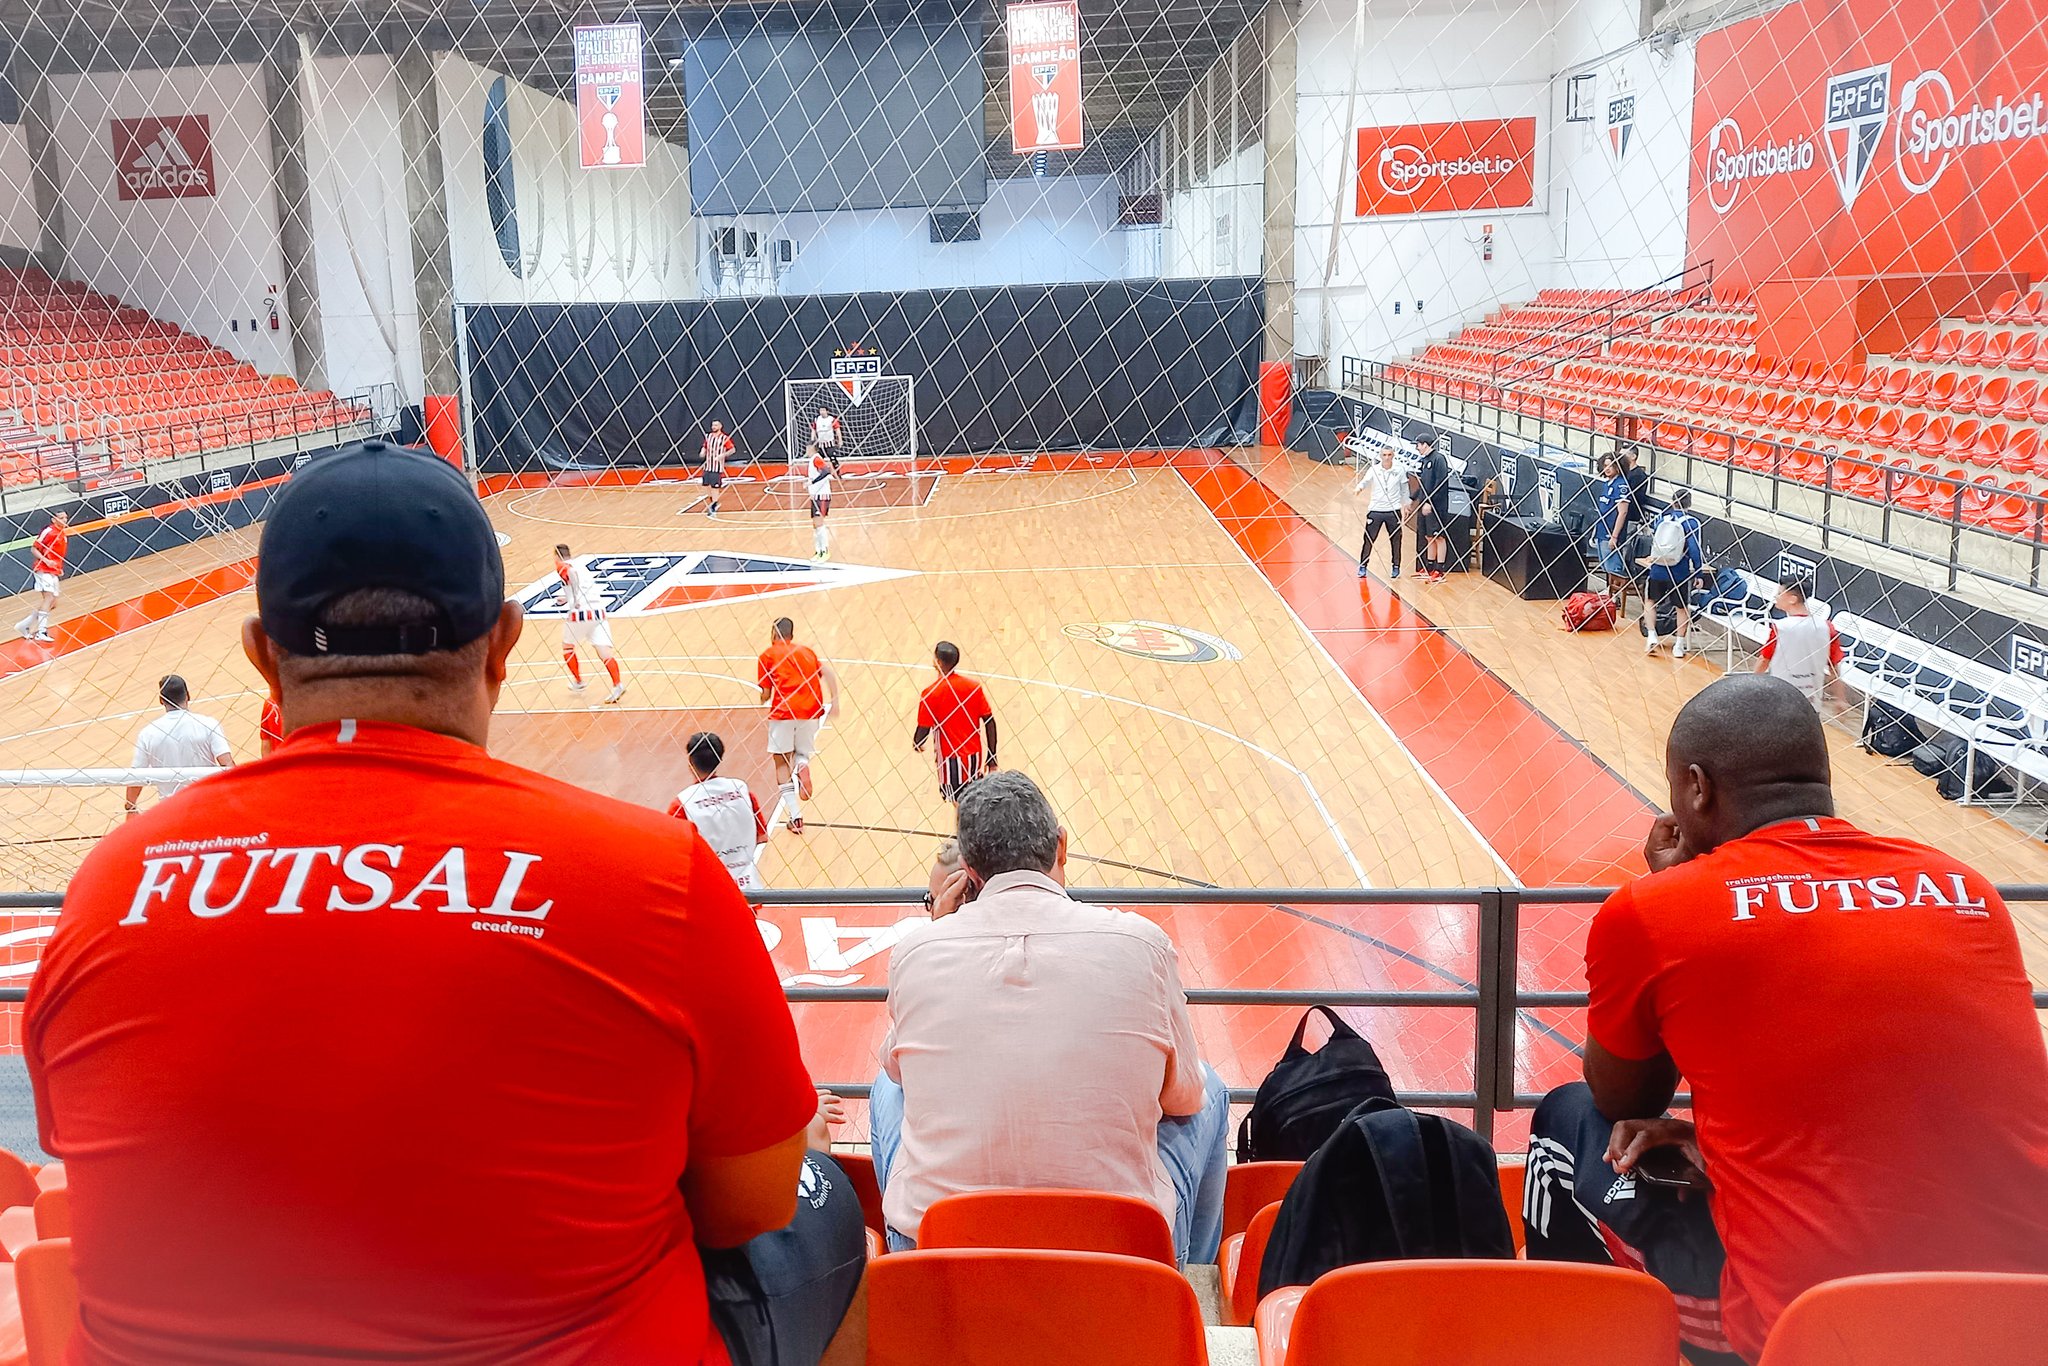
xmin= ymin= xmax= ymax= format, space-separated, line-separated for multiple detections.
xmin=955 ymin=770 xmax=1061 ymax=877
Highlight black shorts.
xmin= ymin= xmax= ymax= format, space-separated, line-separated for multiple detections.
xmin=702 ymin=468 xmax=724 ymax=489
xmin=1647 ymin=574 xmax=1688 ymax=606
xmin=809 ymin=495 xmax=830 ymax=518
xmin=938 ymin=753 xmax=985 ymax=801
xmin=1416 ymin=504 xmax=1446 ymax=536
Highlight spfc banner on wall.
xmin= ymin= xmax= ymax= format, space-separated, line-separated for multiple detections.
xmin=1007 ymin=1 xmax=1084 ymax=153
xmin=574 ymin=23 xmax=645 ymax=169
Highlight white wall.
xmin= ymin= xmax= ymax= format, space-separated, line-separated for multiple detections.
xmin=1164 ymin=140 xmax=1264 ymax=278
xmin=1547 ymin=6 xmax=1694 ymax=289
xmin=438 ymin=53 xmax=696 ymax=305
xmin=728 ymin=174 xmax=1130 ymax=296
xmin=303 ymin=53 xmax=423 ymax=404
xmin=1293 ymin=0 xmax=1558 ymax=365
xmin=0 ymin=126 xmax=36 ymax=253
xmin=47 ymin=61 xmax=294 ymax=373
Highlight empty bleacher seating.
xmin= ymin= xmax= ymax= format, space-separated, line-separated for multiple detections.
xmin=0 ymin=266 xmax=371 ymax=490
xmin=919 ymin=1189 xmax=1179 ymax=1266
xmin=1753 ymin=1272 xmax=2048 ymax=1366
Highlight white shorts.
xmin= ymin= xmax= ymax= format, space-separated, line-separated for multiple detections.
xmin=33 ymin=573 xmax=59 ymax=597
xmin=563 ymin=617 xmax=613 ymax=650
xmin=767 ymin=717 xmax=822 ymax=760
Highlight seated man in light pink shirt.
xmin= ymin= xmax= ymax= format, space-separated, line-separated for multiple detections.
xmin=868 ymin=770 xmax=1230 ymax=1263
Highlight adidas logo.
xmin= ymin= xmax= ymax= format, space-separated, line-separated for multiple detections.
xmin=116 ymin=119 xmax=213 ymax=198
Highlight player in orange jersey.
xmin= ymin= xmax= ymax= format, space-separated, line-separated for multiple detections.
xmin=913 ymin=640 xmax=997 ymax=803
xmin=14 ymin=511 xmax=66 ymax=643
xmin=757 ymin=617 xmax=838 ymax=834
xmin=552 ymin=544 xmax=626 ymax=704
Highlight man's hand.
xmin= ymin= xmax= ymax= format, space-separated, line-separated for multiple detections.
xmin=806 ymin=1089 xmax=846 ymax=1150
xmin=1644 ymin=813 xmax=1695 ymax=873
xmin=1606 ymin=1116 xmax=1702 ymax=1174
xmin=930 ymin=868 xmax=976 ymax=920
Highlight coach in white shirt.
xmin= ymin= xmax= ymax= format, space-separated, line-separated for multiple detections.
xmin=1355 ymin=446 xmax=1417 ymax=580
xmin=123 ymin=674 xmax=233 ymax=818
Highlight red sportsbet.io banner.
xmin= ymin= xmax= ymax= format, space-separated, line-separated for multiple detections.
xmin=574 ymin=23 xmax=645 ymax=169
xmin=1355 ymin=119 xmax=1537 ymax=216
xmin=1008 ymin=1 xmax=1084 ymax=153
xmin=1688 ymin=0 xmax=2048 ymax=286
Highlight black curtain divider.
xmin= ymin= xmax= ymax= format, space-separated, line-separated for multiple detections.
xmin=464 ymin=278 xmax=1264 ymax=469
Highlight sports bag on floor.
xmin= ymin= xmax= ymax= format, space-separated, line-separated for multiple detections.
xmin=1257 ymin=1098 xmax=1514 ymax=1302
xmin=1236 ymin=1006 xmax=1396 ymax=1162
xmin=1862 ymin=699 xmax=1922 ymax=758
xmin=1562 ymin=591 xmax=1619 ymax=632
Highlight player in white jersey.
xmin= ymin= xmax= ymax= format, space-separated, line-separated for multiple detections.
xmin=806 ymin=440 xmax=838 ymax=561
xmin=667 ymin=731 xmax=767 ymax=890
xmin=1754 ymin=577 xmax=1844 ymax=709
xmin=552 ymin=543 xmax=627 ymax=704
xmin=812 ymin=407 xmax=840 ymax=455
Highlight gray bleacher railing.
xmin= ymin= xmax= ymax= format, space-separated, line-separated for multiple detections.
xmin=15 ymin=883 xmax=2044 ymax=1145
xmin=1488 ymin=262 xmax=1716 ymax=387
xmin=1342 ymin=354 xmax=2048 ymax=595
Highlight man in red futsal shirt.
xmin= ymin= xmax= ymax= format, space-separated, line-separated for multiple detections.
xmin=912 ymin=640 xmax=996 ymax=803
xmin=29 ymin=441 xmax=863 ymax=1365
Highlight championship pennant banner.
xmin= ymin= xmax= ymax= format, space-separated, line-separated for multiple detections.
xmin=1007 ymin=1 xmax=1084 ymax=153
xmin=1354 ymin=118 xmax=1537 ymax=216
xmin=1688 ymin=0 xmax=2048 ymax=286
xmin=574 ymin=23 xmax=645 ymax=169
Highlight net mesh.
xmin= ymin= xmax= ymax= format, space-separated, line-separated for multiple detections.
xmin=0 ymin=0 xmax=2038 ymax=1086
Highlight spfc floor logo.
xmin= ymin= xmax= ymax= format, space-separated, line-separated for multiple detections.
xmin=517 ymin=553 xmax=914 ymax=618
xmin=1824 ymin=64 xmax=1890 ymax=209
xmin=1063 ymin=620 xmax=1243 ymax=664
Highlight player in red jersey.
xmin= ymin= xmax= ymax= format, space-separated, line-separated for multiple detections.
xmin=15 ymin=511 xmax=66 ymax=643
xmin=913 ymin=640 xmax=997 ymax=803
xmin=700 ymin=422 xmax=734 ymax=518
xmin=757 ymin=617 xmax=838 ymax=834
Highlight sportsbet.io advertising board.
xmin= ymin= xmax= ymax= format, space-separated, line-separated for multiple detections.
xmin=1688 ymin=0 xmax=2048 ymax=286
xmin=1354 ymin=118 xmax=1537 ymax=217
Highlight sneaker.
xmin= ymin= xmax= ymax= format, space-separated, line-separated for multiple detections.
xmin=568 ymin=680 xmax=588 ymax=693
xmin=786 ymin=817 xmax=804 ymax=834
xmin=14 ymin=622 xmax=29 ymax=640
xmin=1644 ymin=635 xmax=1660 ymax=654
xmin=797 ymin=764 xmax=813 ymax=801
xmin=1673 ymin=638 xmax=1688 ymax=660
xmin=1391 ymin=567 xmax=1401 ymax=579
xmin=31 ymin=632 xmax=52 ymax=643
xmin=1357 ymin=562 xmax=1369 ymax=579
xmin=604 ymin=682 xmax=627 ymax=704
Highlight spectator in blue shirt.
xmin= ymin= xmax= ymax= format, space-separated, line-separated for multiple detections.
xmin=1638 ymin=488 xmax=1703 ymax=658
xmin=1592 ymin=455 xmax=1634 ymax=595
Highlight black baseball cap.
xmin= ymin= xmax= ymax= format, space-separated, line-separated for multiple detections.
xmin=257 ymin=440 xmax=505 ymax=656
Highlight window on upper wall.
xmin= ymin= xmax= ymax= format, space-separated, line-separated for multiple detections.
xmin=1564 ymin=72 xmax=1597 ymax=123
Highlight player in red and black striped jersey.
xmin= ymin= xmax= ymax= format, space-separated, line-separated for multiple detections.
xmin=913 ymin=640 xmax=997 ymax=802
xmin=700 ymin=422 xmax=734 ymax=518
xmin=14 ymin=512 xmax=66 ymax=643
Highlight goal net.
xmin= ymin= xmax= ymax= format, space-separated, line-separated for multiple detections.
xmin=784 ymin=375 xmax=919 ymax=472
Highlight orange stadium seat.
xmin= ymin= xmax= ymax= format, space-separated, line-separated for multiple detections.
xmin=27 ymin=1195 xmax=63 ymax=1245
xmin=0 ymin=1161 xmax=34 ymax=1220
xmin=1755 ymin=1272 xmax=2048 ymax=1366
xmin=14 ymin=1240 xmax=74 ymax=1366
xmin=1978 ymin=288 xmax=2020 ymax=322
xmin=1222 ymin=1200 xmax=1283 ymax=1326
xmin=918 ymin=1189 xmax=1176 ymax=1266
xmin=1956 ymin=331 xmax=1987 ymax=364
xmin=1223 ymin=1163 xmax=1303 ymax=1242
xmin=1977 ymin=374 xmax=2012 ymax=416
xmin=868 ymin=1249 xmax=1209 ymax=1366
xmin=2009 ymin=332 xmax=2042 ymax=370
xmin=1253 ymin=1261 xmax=1678 ymax=1366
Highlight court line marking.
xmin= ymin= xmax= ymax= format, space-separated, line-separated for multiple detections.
xmin=1172 ymin=464 xmax=1523 ymax=887
xmin=516 ymin=651 xmax=1373 ymax=888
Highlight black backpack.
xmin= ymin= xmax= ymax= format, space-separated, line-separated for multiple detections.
xmin=1257 ymin=1098 xmax=1513 ymax=1302
xmin=1236 ymin=1007 xmax=1396 ymax=1162
xmin=1911 ymin=732 xmax=2016 ymax=802
xmin=1862 ymin=699 xmax=1923 ymax=757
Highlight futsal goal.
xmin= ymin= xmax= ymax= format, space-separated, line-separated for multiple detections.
xmin=783 ymin=374 xmax=919 ymax=472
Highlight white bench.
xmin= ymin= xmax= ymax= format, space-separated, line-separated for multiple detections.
xmin=1831 ymin=612 xmax=2048 ymax=804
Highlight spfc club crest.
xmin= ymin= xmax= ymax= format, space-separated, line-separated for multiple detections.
xmin=830 ymin=351 xmax=883 ymax=406
xmin=1823 ymin=63 xmax=1891 ymax=209
xmin=1606 ymin=82 xmax=1636 ymax=162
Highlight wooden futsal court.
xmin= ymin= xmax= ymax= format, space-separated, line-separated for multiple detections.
xmin=4 ymin=447 xmax=2046 ymax=1122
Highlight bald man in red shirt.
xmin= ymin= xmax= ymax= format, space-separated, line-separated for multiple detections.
xmin=1523 ymin=676 xmax=2048 ymax=1364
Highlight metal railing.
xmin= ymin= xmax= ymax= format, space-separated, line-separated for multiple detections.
xmin=1345 ymin=355 xmax=2048 ymax=595
xmin=0 ymin=382 xmax=399 ymax=518
xmin=10 ymin=882 xmax=2046 ymax=1145
xmin=1488 ymin=263 xmax=1716 ymax=387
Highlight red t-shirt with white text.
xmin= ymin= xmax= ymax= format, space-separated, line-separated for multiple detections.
xmin=28 ymin=719 xmax=815 ymax=1365
xmin=1587 ymin=817 xmax=2048 ymax=1361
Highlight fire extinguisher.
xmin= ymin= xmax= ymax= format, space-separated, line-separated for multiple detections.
xmin=1481 ymin=225 xmax=1495 ymax=262
xmin=264 ymin=297 xmax=280 ymax=332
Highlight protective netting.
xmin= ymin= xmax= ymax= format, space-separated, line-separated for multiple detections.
xmin=0 ymin=0 xmax=2043 ymax=977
